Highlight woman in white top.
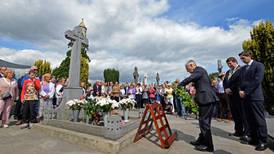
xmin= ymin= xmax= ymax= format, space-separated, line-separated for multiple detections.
xmin=55 ymin=78 xmax=65 ymax=107
xmin=39 ymin=73 xmax=55 ymax=119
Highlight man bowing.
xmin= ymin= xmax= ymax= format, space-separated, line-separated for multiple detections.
xmin=179 ymin=60 xmax=219 ymax=152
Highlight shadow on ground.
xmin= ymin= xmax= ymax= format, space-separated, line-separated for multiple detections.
xmin=175 ymin=129 xmax=196 ymax=143
xmin=191 ymin=122 xmax=239 ymax=142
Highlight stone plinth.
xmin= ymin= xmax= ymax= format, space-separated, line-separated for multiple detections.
xmin=34 ymin=124 xmax=137 ymax=154
xmin=56 ymin=87 xmax=83 ymax=120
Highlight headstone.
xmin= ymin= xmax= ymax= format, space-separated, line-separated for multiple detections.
xmin=56 ymin=19 xmax=89 ymax=120
xmin=133 ymin=66 xmax=139 ymax=84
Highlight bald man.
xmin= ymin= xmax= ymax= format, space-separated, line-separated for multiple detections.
xmin=179 ymin=60 xmax=219 ymax=152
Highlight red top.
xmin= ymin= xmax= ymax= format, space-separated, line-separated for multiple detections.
xmin=149 ymin=88 xmax=156 ymax=99
xmin=21 ymin=78 xmax=41 ymax=102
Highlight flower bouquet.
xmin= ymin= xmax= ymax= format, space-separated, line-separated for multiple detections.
xmin=119 ymin=98 xmax=136 ymax=122
xmin=66 ymin=99 xmax=87 ymax=110
xmin=66 ymin=99 xmax=87 ymax=122
xmin=119 ymin=98 xmax=136 ymax=110
xmin=82 ymin=99 xmax=100 ymax=124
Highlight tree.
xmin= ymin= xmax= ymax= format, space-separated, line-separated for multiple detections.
xmin=52 ymin=47 xmax=90 ymax=84
xmin=242 ymin=21 xmax=274 ymax=114
xmin=209 ymin=72 xmax=219 ymax=81
xmin=33 ymin=59 xmax=51 ymax=77
xmin=103 ymin=68 xmax=119 ymax=83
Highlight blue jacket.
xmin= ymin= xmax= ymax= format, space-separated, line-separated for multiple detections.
xmin=240 ymin=60 xmax=265 ymax=101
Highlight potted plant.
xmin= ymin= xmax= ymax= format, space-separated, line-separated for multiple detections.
xmin=119 ymin=98 xmax=135 ymax=122
xmin=66 ymin=99 xmax=87 ymax=122
xmin=82 ymin=99 xmax=98 ymax=124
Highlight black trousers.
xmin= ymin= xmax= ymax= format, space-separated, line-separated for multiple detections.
xmin=217 ymin=93 xmax=230 ymax=119
xmin=228 ymin=93 xmax=245 ymax=134
xmin=197 ymin=103 xmax=215 ymax=149
xmin=135 ymin=94 xmax=142 ymax=108
xmin=22 ymin=100 xmax=38 ymax=123
xmin=243 ymin=99 xmax=268 ymax=143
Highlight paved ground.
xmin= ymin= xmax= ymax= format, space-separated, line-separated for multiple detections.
xmin=1 ymin=116 xmax=273 ymax=154
xmin=266 ymin=113 xmax=274 ymax=139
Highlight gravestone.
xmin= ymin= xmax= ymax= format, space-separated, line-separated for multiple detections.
xmin=56 ymin=19 xmax=89 ymax=120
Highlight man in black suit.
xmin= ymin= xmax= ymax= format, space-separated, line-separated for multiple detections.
xmin=223 ymin=57 xmax=246 ymax=137
xmin=239 ymin=51 xmax=268 ymax=151
xmin=179 ymin=60 xmax=219 ymax=152
xmin=92 ymin=80 xmax=102 ymax=96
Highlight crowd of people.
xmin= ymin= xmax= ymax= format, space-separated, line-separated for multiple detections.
xmin=89 ymin=80 xmax=193 ymax=118
xmin=0 ymin=65 xmax=194 ymax=129
xmin=0 ymin=50 xmax=268 ymax=152
xmin=0 ymin=66 xmax=67 ymax=129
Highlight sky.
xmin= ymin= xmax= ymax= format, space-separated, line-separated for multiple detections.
xmin=0 ymin=0 xmax=273 ymax=83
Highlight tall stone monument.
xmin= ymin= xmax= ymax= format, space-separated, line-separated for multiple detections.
xmin=143 ymin=73 xmax=148 ymax=85
xmin=156 ymin=72 xmax=160 ymax=85
xmin=217 ymin=59 xmax=223 ymax=73
xmin=133 ymin=66 xmax=139 ymax=84
xmin=56 ymin=19 xmax=89 ymax=120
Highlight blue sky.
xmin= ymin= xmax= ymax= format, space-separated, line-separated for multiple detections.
xmin=0 ymin=0 xmax=273 ymax=82
xmin=164 ymin=0 xmax=274 ymax=28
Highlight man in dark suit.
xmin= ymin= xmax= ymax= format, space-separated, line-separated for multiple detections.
xmin=92 ymin=80 xmax=102 ymax=96
xmin=239 ymin=51 xmax=268 ymax=151
xmin=223 ymin=57 xmax=246 ymax=137
xmin=179 ymin=60 xmax=219 ymax=152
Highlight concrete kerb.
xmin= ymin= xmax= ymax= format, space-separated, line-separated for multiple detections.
xmin=34 ymin=124 xmax=137 ymax=154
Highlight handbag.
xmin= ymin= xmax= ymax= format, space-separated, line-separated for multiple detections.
xmin=2 ymin=92 xmax=12 ymax=101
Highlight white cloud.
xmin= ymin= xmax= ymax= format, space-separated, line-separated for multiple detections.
xmin=0 ymin=0 xmax=254 ymax=83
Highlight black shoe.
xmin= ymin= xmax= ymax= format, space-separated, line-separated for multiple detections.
xmin=190 ymin=140 xmax=201 ymax=146
xmin=255 ymin=143 xmax=267 ymax=151
xmin=194 ymin=145 xmax=214 ymax=152
xmin=240 ymin=135 xmax=251 ymax=144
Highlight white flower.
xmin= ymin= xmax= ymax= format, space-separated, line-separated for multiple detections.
xmin=110 ymin=100 xmax=120 ymax=109
xmin=66 ymin=100 xmax=76 ymax=107
xmin=96 ymin=97 xmax=109 ymax=106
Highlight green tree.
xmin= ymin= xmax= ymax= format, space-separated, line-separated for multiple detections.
xmin=33 ymin=59 xmax=51 ymax=77
xmin=209 ymin=72 xmax=219 ymax=81
xmin=242 ymin=21 xmax=274 ymax=114
xmin=103 ymin=68 xmax=119 ymax=83
xmin=52 ymin=47 xmax=90 ymax=84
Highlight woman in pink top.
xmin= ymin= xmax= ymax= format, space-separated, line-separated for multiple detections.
xmin=0 ymin=69 xmax=18 ymax=128
xmin=148 ymin=84 xmax=156 ymax=104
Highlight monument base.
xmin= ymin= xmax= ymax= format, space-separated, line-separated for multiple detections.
xmin=56 ymin=87 xmax=83 ymax=120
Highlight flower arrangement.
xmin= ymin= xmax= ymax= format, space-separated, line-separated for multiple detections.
xmin=82 ymin=99 xmax=98 ymax=117
xmin=119 ymin=98 xmax=136 ymax=110
xmin=66 ymin=99 xmax=88 ymax=110
xmin=95 ymin=97 xmax=119 ymax=112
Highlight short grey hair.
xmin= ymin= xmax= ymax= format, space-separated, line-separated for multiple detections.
xmin=185 ymin=60 xmax=197 ymax=67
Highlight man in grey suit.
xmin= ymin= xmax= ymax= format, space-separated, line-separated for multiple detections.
xmin=179 ymin=60 xmax=219 ymax=152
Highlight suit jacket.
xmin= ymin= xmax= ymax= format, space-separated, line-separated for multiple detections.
xmin=179 ymin=66 xmax=219 ymax=105
xmin=92 ymin=84 xmax=101 ymax=96
xmin=240 ymin=60 xmax=265 ymax=101
xmin=223 ymin=65 xmax=241 ymax=94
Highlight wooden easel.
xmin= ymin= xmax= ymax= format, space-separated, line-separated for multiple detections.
xmin=134 ymin=103 xmax=177 ymax=148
